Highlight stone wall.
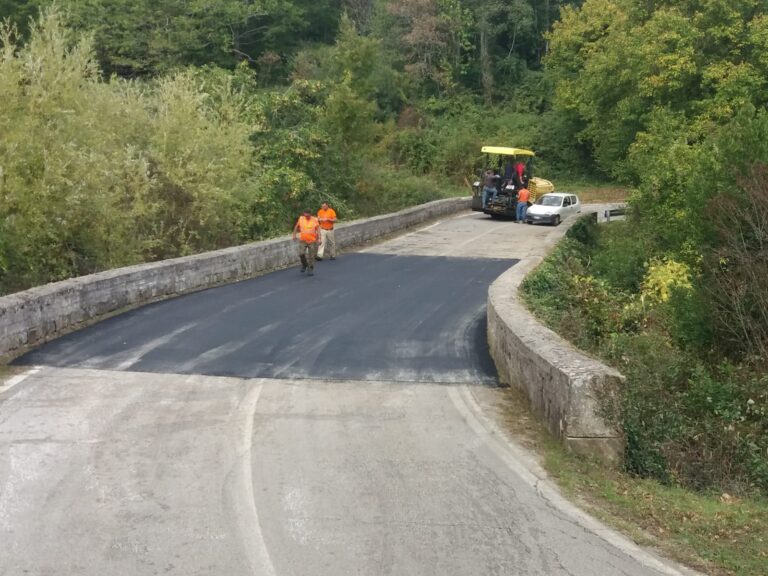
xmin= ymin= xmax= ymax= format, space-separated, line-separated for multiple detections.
xmin=487 ymin=212 xmax=625 ymax=463
xmin=0 ymin=198 xmax=469 ymax=360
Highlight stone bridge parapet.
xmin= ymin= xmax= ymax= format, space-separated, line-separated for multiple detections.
xmin=487 ymin=211 xmax=625 ymax=463
xmin=0 ymin=198 xmax=469 ymax=360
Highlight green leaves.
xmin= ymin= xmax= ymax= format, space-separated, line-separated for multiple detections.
xmin=60 ymin=0 xmax=271 ymax=75
xmin=547 ymin=0 xmax=768 ymax=177
xmin=0 ymin=8 xmax=260 ymax=291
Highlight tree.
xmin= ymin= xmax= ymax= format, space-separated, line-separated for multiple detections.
xmin=546 ymin=0 xmax=768 ymax=178
xmin=61 ymin=0 xmax=271 ymax=76
xmin=0 ymin=8 xmax=260 ymax=292
xmin=383 ymin=0 xmax=473 ymax=93
xmin=0 ymin=0 xmax=45 ymax=34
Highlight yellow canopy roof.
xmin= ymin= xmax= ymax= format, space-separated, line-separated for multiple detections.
xmin=481 ymin=146 xmax=535 ymax=157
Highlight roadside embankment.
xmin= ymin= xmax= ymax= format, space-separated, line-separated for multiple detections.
xmin=0 ymin=198 xmax=469 ymax=360
xmin=487 ymin=211 xmax=625 ymax=463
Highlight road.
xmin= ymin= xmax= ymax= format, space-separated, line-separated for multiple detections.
xmin=1 ymin=212 xmax=689 ymax=576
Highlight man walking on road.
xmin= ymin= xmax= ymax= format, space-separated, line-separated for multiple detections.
xmin=317 ymin=202 xmax=337 ymax=260
xmin=293 ymin=209 xmax=320 ymax=275
xmin=516 ymin=187 xmax=530 ymax=223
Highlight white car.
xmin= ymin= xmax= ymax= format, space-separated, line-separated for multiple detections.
xmin=525 ymin=193 xmax=581 ymax=226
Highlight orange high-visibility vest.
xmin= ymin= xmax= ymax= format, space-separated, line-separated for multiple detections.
xmin=317 ymin=208 xmax=336 ymax=230
xmin=298 ymin=216 xmax=319 ymax=242
xmin=517 ymin=188 xmax=530 ymax=203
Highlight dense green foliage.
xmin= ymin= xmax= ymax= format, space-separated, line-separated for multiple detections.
xmin=546 ymin=0 xmax=768 ymax=178
xmin=523 ymin=216 xmax=768 ymax=494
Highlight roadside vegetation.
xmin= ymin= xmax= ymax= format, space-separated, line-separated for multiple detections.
xmin=518 ymin=2 xmax=768 ymax=572
xmin=494 ymin=383 xmax=768 ymax=576
xmin=521 ymin=208 xmax=768 ymax=574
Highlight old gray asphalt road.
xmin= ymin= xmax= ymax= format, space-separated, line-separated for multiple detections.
xmin=2 ymin=212 xmax=691 ymax=576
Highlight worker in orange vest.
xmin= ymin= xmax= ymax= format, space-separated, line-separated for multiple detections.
xmin=516 ymin=187 xmax=530 ymax=223
xmin=292 ymin=209 xmax=321 ymax=275
xmin=316 ymin=202 xmax=337 ymax=260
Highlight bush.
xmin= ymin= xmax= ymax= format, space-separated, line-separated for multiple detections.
xmin=588 ymin=221 xmax=649 ymax=292
xmin=521 ymin=238 xmax=587 ymax=324
xmin=523 ymin=214 xmax=768 ymax=496
xmin=0 ymin=10 xmax=264 ymax=295
xmin=352 ymin=164 xmax=462 ymax=217
xmin=565 ymin=213 xmax=599 ymax=247
xmin=601 ymin=331 xmax=690 ymax=483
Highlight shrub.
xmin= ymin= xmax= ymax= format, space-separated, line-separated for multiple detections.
xmin=352 ymin=164 xmax=462 ymax=217
xmin=601 ymin=331 xmax=690 ymax=483
xmin=565 ymin=213 xmax=599 ymax=247
xmin=521 ymin=238 xmax=587 ymax=324
xmin=524 ymin=213 xmax=768 ymax=495
xmin=0 ymin=10 xmax=263 ymax=293
xmin=588 ymin=221 xmax=649 ymax=293
xmin=704 ymin=163 xmax=768 ymax=362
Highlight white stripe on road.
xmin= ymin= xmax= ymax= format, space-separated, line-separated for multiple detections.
xmin=448 ymin=385 xmax=700 ymax=576
xmin=225 ymin=381 xmax=277 ymax=576
xmin=0 ymin=367 xmax=41 ymax=396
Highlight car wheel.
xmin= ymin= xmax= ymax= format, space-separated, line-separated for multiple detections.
xmin=553 ymin=215 xmax=561 ymax=226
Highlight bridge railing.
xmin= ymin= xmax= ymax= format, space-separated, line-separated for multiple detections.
xmin=0 ymin=198 xmax=470 ymax=361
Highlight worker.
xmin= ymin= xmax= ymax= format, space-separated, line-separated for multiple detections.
xmin=316 ymin=202 xmax=337 ymax=261
xmin=504 ymin=159 xmax=514 ymax=181
xmin=515 ymin=161 xmax=526 ymax=185
xmin=516 ymin=187 xmax=530 ymax=223
xmin=292 ymin=209 xmax=320 ymax=275
xmin=482 ymin=168 xmax=497 ymax=208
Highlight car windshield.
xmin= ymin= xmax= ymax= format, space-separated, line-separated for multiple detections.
xmin=536 ymin=196 xmax=562 ymax=207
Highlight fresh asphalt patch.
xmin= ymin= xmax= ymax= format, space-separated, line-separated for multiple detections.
xmin=15 ymin=253 xmax=516 ymax=384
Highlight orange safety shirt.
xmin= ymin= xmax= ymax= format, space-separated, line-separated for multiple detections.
xmin=517 ymin=188 xmax=530 ymax=203
xmin=297 ymin=216 xmax=319 ymax=242
xmin=317 ymin=208 xmax=337 ymax=230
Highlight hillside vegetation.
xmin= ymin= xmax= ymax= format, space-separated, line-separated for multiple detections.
xmin=0 ymin=1 xmax=583 ymax=294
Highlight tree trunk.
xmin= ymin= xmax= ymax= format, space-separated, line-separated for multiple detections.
xmin=479 ymin=19 xmax=493 ymax=105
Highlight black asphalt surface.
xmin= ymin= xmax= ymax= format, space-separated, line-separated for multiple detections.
xmin=15 ymin=253 xmax=516 ymax=384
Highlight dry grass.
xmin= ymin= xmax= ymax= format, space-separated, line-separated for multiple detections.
xmin=551 ymin=178 xmax=631 ymax=202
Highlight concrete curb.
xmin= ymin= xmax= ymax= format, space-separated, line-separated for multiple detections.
xmin=487 ymin=211 xmax=625 ymax=463
xmin=0 ymin=197 xmax=470 ymax=360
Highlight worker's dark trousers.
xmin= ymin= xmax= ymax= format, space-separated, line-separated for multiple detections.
xmin=298 ymin=241 xmax=318 ymax=271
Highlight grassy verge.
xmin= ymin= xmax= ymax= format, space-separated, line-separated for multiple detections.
xmin=547 ymin=448 xmax=768 ymax=575
xmin=495 ymin=386 xmax=768 ymax=576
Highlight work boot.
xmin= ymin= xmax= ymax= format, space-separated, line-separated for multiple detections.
xmin=307 ymin=269 xmax=314 ymax=276
xmin=300 ymin=267 xmax=306 ymax=273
